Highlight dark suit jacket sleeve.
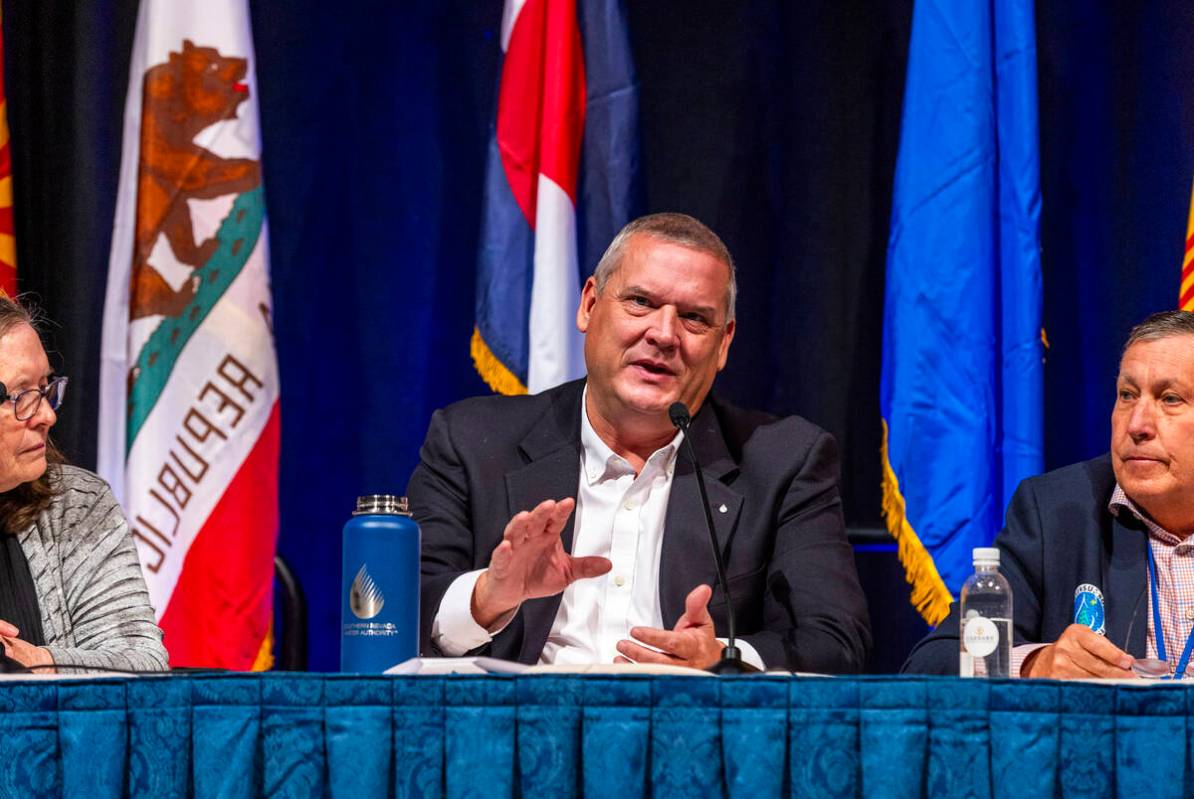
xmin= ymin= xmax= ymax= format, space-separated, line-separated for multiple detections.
xmin=407 ymin=408 xmax=481 ymax=657
xmin=738 ymin=430 xmax=871 ymax=673
xmin=901 ymin=477 xmax=1048 ymax=674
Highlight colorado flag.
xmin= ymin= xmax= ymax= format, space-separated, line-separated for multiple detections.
xmin=472 ymin=0 xmax=641 ymax=395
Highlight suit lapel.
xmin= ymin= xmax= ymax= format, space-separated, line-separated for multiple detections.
xmin=506 ymin=383 xmax=584 ymax=663
xmin=659 ymin=401 xmax=743 ymax=626
xmin=1105 ymin=514 xmax=1148 ymax=657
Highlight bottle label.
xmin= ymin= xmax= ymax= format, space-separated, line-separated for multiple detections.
xmin=343 ymin=621 xmax=400 ymax=638
xmin=349 ymin=564 xmax=386 ymax=619
xmin=962 ymin=617 xmax=999 ymax=657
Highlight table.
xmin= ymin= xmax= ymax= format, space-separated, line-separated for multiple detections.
xmin=0 ymin=673 xmax=1188 ymax=798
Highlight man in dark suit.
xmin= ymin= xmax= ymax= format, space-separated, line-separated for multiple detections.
xmin=904 ymin=309 xmax=1194 ymax=678
xmin=409 ymin=213 xmax=870 ymax=672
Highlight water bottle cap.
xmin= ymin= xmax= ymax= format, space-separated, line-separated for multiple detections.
xmin=973 ymin=547 xmax=1000 ymax=565
xmin=354 ymin=495 xmax=410 ymax=516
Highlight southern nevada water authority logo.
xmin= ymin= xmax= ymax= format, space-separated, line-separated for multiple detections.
xmin=349 ymin=564 xmax=385 ymax=619
xmin=1073 ymin=583 xmax=1106 ymax=636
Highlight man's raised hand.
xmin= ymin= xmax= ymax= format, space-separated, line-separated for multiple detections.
xmin=471 ymin=498 xmax=611 ymax=628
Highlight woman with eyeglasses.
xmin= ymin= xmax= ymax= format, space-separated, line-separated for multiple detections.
xmin=0 ymin=297 xmax=167 ymax=673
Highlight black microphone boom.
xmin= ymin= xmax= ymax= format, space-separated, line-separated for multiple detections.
xmin=668 ymin=402 xmax=760 ymax=674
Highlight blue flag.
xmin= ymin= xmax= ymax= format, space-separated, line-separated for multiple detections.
xmin=880 ymin=0 xmax=1044 ymax=624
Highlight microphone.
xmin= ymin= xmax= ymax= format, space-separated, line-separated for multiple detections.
xmin=668 ymin=401 xmax=760 ymax=674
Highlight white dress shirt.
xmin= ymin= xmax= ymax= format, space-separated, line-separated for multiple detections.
xmin=431 ymin=387 xmax=764 ymax=668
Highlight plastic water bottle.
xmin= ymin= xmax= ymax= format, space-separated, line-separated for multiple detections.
xmin=341 ymin=495 xmax=420 ymax=672
xmin=959 ymin=547 xmax=1012 ymax=678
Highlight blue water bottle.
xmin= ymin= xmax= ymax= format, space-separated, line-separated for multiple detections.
xmin=341 ymin=495 xmax=420 ymax=672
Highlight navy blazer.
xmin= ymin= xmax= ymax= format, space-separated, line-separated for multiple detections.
xmin=408 ymin=378 xmax=871 ymax=672
xmin=902 ymin=455 xmax=1149 ymax=674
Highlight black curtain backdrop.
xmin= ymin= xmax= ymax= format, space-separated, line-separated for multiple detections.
xmin=3 ymin=0 xmax=138 ymax=462
xmin=2 ymin=1 xmax=1191 ymax=671
xmin=1037 ymin=2 xmax=1194 ymax=462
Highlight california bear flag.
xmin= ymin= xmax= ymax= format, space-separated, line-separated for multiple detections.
xmin=99 ymin=0 xmax=280 ymax=670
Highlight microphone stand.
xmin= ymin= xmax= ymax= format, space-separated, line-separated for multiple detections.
xmin=670 ymin=403 xmax=760 ymax=675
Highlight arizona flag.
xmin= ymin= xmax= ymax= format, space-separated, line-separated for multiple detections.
xmin=0 ymin=4 xmax=16 ymax=297
xmin=1182 ymin=178 xmax=1194 ymax=311
xmin=472 ymin=0 xmax=641 ymax=395
xmin=99 ymin=0 xmax=279 ymax=669
xmin=880 ymin=0 xmax=1044 ymax=625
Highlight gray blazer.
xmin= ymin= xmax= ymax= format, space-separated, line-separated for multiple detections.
xmin=410 ymin=378 xmax=871 ymax=672
xmin=18 ymin=464 xmax=168 ymax=672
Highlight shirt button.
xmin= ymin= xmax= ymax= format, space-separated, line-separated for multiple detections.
xmin=614 ymin=575 xmax=626 ymax=587
xmin=623 ymin=501 xmax=636 ymax=511
xmin=1186 ymin=607 xmax=1194 ymax=622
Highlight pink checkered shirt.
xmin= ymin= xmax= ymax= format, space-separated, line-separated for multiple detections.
xmin=1109 ymin=484 xmax=1194 ymax=671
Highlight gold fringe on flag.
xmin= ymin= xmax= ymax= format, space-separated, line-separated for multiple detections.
xmin=251 ymin=619 xmax=275 ymax=671
xmin=471 ymin=327 xmax=528 ymax=396
xmin=880 ymin=419 xmax=954 ymax=626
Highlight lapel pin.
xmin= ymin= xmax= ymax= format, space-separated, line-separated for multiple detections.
xmin=718 ymin=504 xmax=728 ymax=513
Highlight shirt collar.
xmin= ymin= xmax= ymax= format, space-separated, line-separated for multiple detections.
xmin=579 ymin=384 xmax=683 ymax=485
xmin=1109 ymin=483 xmax=1183 ymax=545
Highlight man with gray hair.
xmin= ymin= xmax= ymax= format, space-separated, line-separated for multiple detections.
xmin=905 ymin=309 xmax=1194 ymax=678
xmin=411 ymin=212 xmax=871 ymax=672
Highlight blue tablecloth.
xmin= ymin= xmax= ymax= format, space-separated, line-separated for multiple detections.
xmin=0 ymin=673 xmax=1188 ymax=798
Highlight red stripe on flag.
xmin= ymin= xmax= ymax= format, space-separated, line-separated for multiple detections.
xmin=1182 ymin=284 xmax=1194 ymax=310
xmin=496 ymin=0 xmax=545 ymax=224
xmin=536 ymin=0 xmax=585 ymax=201
xmin=1186 ymin=232 xmax=1194 ymax=254
xmin=158 ymin=401 xmax=280 ymax=669
xmin=495 ymin=0 xmax=586 ymax=226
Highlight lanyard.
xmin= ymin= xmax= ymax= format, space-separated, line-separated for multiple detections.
xmin=1146 ymin=541 xmax=1194 ymax=679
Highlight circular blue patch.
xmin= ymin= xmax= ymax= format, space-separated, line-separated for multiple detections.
xmin=1073 ymin=583 xmax=1106 ymax=636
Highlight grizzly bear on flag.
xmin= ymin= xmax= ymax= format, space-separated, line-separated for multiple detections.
xmin=131 ymin=39 xmax=260 ymax=320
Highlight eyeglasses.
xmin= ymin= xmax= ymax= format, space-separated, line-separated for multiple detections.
xmin=0 ymin=376 xmax=68 ymax=421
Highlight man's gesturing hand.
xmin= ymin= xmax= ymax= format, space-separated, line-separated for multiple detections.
xmin=471 ymin=498 xmax=611 ymax=629
xmin=1021 ymin=623 xmax=1134 ymax=679
xmin=614 ymin=584 xmax=726 ymax=669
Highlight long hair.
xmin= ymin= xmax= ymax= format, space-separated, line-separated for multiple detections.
xmin=0 ymin=297 xmax=65 ymax=536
